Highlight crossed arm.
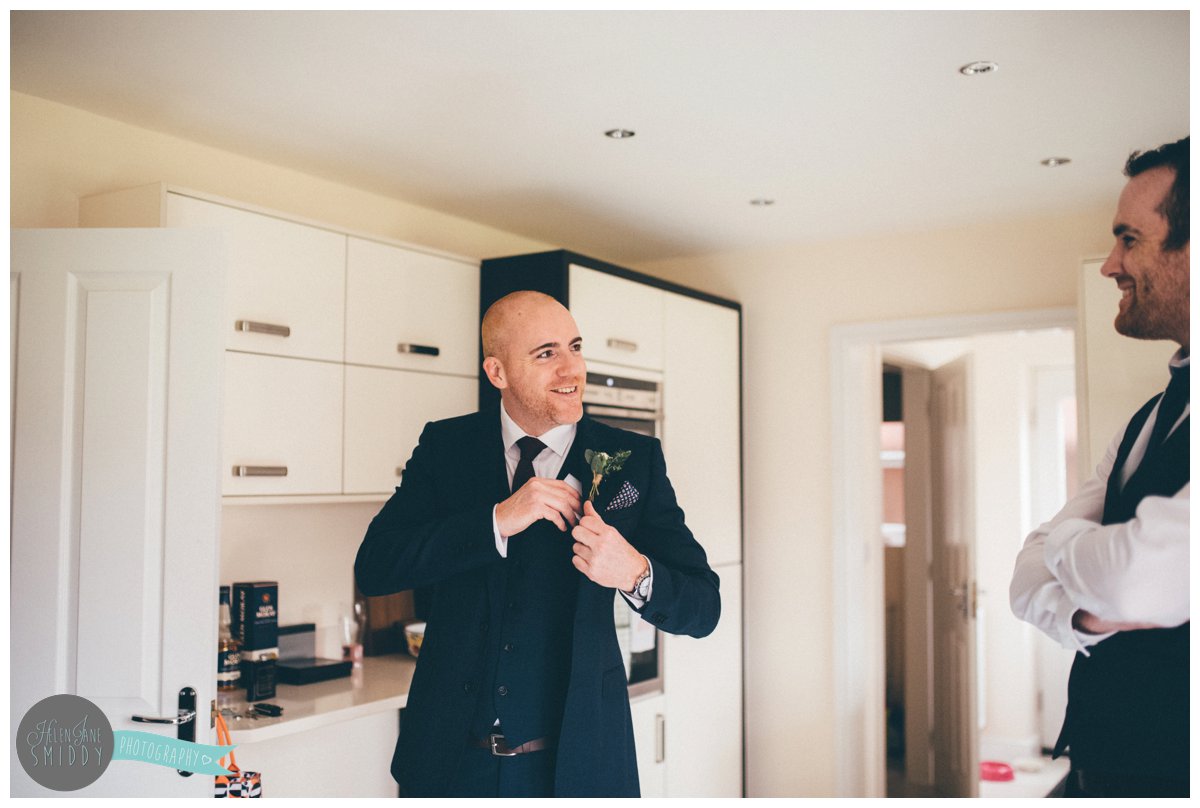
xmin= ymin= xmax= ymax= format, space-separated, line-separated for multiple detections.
xmin=1009 ymin=426 xmax=1190 ymax=653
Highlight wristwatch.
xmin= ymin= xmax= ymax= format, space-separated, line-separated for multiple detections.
xmin=627 ymin=556 xmax=651 ymax=600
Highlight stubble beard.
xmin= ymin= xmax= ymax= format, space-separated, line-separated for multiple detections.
xmin=1114 ymin=251 xmax=1190 ymax=344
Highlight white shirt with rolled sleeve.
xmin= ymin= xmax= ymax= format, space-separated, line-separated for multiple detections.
xmin=1010 ymin=350 xmax=1190 ymax=654
xmin=490 ymin=403 xmax=652 ymax=606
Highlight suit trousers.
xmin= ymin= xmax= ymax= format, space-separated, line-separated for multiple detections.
xmin=446 ymin=744 xmax=557 ymax=797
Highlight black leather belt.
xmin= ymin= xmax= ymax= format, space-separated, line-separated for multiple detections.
xmin=469 ymin=732 xmax=550 ymax=757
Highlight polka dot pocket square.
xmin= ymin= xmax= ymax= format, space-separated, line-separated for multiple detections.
xmin=605 ymin=480 xmax=640 ymax=512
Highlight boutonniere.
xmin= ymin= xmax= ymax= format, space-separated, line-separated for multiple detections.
xmin=583 ymin=449 xmax=632 ymax=502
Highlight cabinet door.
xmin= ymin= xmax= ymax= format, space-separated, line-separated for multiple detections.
xmin=663 ymin=293 xmax=742 ymax=565
xmin=664 ymin=562 xmax=743 ymax=796
xmin=346 ymin=237 xmax=480 ymax=376
xmin=230 ymin=711 xmax=399 ymax=796
xmin=343 ymin=366 xmax=477 ymax=494
xmin=223 ymin=353 xmax=343 ymax=496
xmin=570 ymin=264 xmax=664 ymax=370
xmin=167 ymin=194 xmax=346 ymax=362
xmin=630 ymin=692 xmax=667 ymax=797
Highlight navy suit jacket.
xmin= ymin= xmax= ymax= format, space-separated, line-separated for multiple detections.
xmin=354 ymin=408 xmax=721 ymax=796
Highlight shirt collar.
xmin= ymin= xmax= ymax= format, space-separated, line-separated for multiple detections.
xmin=499 ymin=402 xmax=577 ymax=459
xmin=1169 ymin=346 xmax=1189 ymax=369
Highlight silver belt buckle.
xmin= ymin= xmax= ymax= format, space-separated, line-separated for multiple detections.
xmin=488 ymin=733 xmax=517 ymax=757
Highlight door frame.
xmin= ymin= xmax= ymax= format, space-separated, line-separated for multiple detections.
xmin=829 ymin=307 xmax=1075 ymax=797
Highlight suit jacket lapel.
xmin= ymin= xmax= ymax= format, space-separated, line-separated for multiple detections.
xmin=481 ymin=408 xmax=510 ymax=614
xmin=560 ymin=415 xmax=592 ymax=484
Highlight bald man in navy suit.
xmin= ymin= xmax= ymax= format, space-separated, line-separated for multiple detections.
xmin=356 ymin=291 xmax=720 ymax=797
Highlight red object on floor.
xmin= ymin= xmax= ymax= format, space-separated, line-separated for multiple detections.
xmin=980 ymin=760 xmax=1015 ymax=782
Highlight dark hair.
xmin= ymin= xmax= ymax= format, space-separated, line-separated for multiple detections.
xmin=1125 ymin=136 xmax=1189 ymax=250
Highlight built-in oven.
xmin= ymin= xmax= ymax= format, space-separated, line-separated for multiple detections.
xmin=582 ymin=362 xmax=664 ymax=697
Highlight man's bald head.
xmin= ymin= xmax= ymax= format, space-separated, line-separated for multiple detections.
xmin=481 ymin=290 xmax=565 ymax=360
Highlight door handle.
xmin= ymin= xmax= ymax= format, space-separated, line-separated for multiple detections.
xmin=131 ymin=710 xmax=195 ymax=726
xmin=131 ymin=687 xmax=197 ymax=777
xmin=950 ymin=583 xmax=977 ymax=618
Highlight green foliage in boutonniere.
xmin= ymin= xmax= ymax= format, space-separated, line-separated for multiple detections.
xmin=583 ymin=449 xmax=632 ymax=503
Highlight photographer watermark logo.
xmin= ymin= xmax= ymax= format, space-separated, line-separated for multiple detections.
xmin=17 ymin=694 xmax=114 ymax=791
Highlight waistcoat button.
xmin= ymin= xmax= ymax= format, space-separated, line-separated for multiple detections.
xmin=497 ymin=685 xmax=508 ymax=697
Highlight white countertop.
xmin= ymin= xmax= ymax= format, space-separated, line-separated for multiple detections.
xmin=218 ymin=655 xmax=416 ymax=743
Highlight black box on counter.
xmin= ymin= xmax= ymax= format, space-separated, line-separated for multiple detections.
xmin=232 ymin=581 xmax=278 ymax=653
xmin=242 ymin=657 xmax=277 ymax=701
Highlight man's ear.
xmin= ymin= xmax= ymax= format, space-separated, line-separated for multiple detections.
xmin=482 ymin=356 xmax=507 ymax=390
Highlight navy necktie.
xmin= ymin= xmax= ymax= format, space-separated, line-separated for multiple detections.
xmin=1146 ymin=363 xmax=1189 ymax=458
xmin=511 ymin=436 xmax=546 ymax=493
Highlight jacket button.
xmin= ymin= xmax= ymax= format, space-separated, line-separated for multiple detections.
xmin=463 ymin=682 xmax=474 ymax=693
xmin=497 ymin=685 xmax=508 ymax=697
xmin=503 ymin=643 xmax=514 ymax=653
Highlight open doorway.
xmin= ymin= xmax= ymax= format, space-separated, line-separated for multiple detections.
xmin=828 ymin=307 xmax=1078 ymax=798
xmin=879 ymin=331 xmax=1077 ymax=797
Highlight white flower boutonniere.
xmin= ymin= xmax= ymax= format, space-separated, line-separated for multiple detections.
xmin=583 ymin=449 xmax=632 ymax=503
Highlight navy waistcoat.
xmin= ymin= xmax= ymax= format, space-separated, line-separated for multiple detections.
xmin=1055 ymin=395 xmax=1189 ymax=779
xmin=470 ymin=516 xmax=579 ymax=745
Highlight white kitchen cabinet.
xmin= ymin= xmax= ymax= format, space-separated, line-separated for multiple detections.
xmin=664 ymin=562 xmax=743 ymax=796
xmin=663 ymin=292 xmax=742 ymax=565
xmin=82 ymin=185 xmax=347 ymax=362
xmin=343 ymin=365 xmax=477 ymax=494
xmin=223 ymin=353 xmax=344 ymax=496
xmin=569 ymin=264 xmax=664 ymax=371
xmin=630 ymin=692 xmax=667 ymax=797
xmin=229 ymin=710 xmax=400 ymax=797
xmin=346 ymin=237 xmax=480 ymax=376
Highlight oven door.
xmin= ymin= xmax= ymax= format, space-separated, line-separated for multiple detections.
xmin=583 ymin=404 xmax=661 ymax=439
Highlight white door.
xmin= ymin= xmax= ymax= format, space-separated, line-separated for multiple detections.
xmin=929 ymin=356 xmax=979 ymax=797
xmin=11 ymin=229 xmax=225 ymax=796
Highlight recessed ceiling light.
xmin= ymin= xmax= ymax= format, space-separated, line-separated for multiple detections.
xmin=604 ymin=129 xmax=635 ymax=139
xmin=959 ymin=61 xmax=999 ymax=76
xmin=1040 ymin=157 xmax=1072 ymax=167
xmin=749 ymin=199 xmax=775 ymax=206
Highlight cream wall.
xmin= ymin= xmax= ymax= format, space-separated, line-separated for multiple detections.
xmin=640 ymin=215 xmax=1110 ymax=796
xmin=12 ymin=88 xmax=1114 ymax=797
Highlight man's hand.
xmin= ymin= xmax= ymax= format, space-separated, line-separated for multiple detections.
xmin=496 ymin=478 xmax=581 ymax=537
xmin=1072 ymin=608 xmax=1163 ymax=635
xmin=570 ymin=500 xmax=648 ymax=591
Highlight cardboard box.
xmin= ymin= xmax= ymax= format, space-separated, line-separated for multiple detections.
xmin=232 ymin=581 xmax=278 ymax=654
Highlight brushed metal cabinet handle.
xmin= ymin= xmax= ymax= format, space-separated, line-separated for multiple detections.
xmin=606 ymin=338 xmax=638 ymax=352
xmin=232 ymin=465 xmax=288 ymax=477
xmin=235 ymin=320 xmax=291 ymax=338
xmin=655 ymin=713 xmax=665 ymax=763
xmin=398 ymin=343 xmax=441 ymax=357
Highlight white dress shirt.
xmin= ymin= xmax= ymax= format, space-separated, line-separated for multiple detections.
xmin=492 ymin=403 xmax=652 ymax=606
xmin=1010 ymin=350 xmax=1190 ymax=653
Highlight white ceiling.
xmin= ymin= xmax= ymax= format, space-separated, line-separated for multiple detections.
xmin=11 ymin=10 xmax=1190 ymax=264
